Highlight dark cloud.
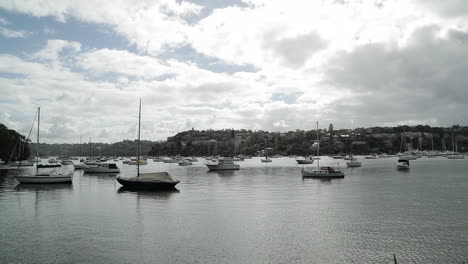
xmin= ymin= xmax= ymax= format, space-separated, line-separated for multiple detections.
xmin=271 ymin=31 xmax=327 ymax=68
xmin=324 ymin=26 xmax=468 ymax=126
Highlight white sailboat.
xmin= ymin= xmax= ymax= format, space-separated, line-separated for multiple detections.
xmin=302 ymin=122 xmax=344 ymax=178
xmin=15 ymin=107 xmax=73 ymax=184
xmin=261 ymin=138 xmax=272 ymax=163
xmin=116 ymin=100 xmax=179 ymax=189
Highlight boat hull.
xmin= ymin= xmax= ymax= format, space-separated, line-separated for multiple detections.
xmin=83 ymin=168 xmax=120 ymax=173
xmin=301 ymin=168 xmax=344 ymax=178
xmin=116 ymin=177 xmax=178 ymax=189
xmin=396 ymin=165 xmax=410 ymax=170
xmin=296 ymin=160 xmax=313 ymax=164
xmin=346 ymin=162 xmax=361 ymax=167
xmin=206 ymin=164 xmax=240 ymax=170
xmin=15 ymin=175 xmax=72 ymax=183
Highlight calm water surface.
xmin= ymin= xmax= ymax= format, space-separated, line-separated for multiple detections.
xmin=1 ymin=157 xmax=467 ymax=263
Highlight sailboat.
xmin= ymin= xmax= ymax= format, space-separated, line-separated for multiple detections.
xmin=302 ymin=122 xmax=344 ymax=178
xmin=261 ymin=138 xmax=272 ymax=163
xmin=15 ymin=107 xmax=73 ymax=184
xmin=427 ymin=136 xmax=438 ymax=158
xmin=447 ymin=132 xmax=464 ymax=159
xmin=116 ymin=100 xmax=179 ymax=189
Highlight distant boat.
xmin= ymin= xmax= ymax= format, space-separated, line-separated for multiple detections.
xmin=302 ymin=122 xmax=345 ymax=178
xmin=206 ymin=157 xmax=240 ymax=171
xmin=15 ymin=107 xmax=73 ymax=184
xmin=296 ymin=156 xmax=314 ymax=164
xmin=261 ymin=157 xmax=272 ymax=163
xmin=61 ymin=159 xmax=73 ymax=165
xmin=365 ymin=154 xmax=378 ymax=159
xmin=346 ymin=157 xmax=361 ymax=167
xmin=163 ymin=158 xmax=180 ymax=164
xmin=129 ymin=159 xmax=148 ymax=165
xmin=83 ymin=163 xmax=120 ymax=173
xmin=116 ymin=100 xmax=179 ymax=189
xmin=178 ymin=159 xmax=192 ymax=166
xmin=73 ymin=163 xmax=88 ymax=169
xmin=37 ymin=164 xmax=61 ymax=168
xmin=396 ymin=159 xmax=410 ymax=170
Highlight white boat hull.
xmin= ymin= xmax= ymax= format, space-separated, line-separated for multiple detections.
xmin=16 ymin=174 xmax=72 ymax=183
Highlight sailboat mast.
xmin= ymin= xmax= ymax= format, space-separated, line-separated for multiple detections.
xmin=316 ymin=121 xmax=320 ymax=170
xmin=452 ymin=132 xmax=455 ymax=153
xmin=36 ymin=107 xmax=40 ymax=174
xmin=137 ymin=99 xmax=141 ymax=176
xmin=79 ymin=136 xmax=82 ymax=157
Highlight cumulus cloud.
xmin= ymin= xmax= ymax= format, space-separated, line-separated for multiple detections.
xmin=1 ymin=0 xmax=468 ymax=143
xmin=32 ymin=39 xmax=81 ymax=62
xmin=0 ymin=0 xmax=202 ymax=54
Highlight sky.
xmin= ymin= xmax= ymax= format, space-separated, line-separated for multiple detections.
xmin=0 ymin=0 xmax=467 ymax=143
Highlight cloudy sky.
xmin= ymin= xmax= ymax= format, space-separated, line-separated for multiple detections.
xmin=1 ymin=0 xmax=467 ymax=143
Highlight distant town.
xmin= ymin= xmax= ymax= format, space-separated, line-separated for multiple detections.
xmin=2 ymin=123 xmax=467 ymax=160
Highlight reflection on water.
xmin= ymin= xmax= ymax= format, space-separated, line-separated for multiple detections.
xmin=15 ymin=183 xmax=73 ymax=191
xmin=83 ymin=172 xmax=119 ymax=177
xmin=208 ymin=170 xmax=236 ymax=177
xmin=0 ymin=157 xmax=467 ymax=264
xmin=117 ymin=186 xmax=179 ymax=199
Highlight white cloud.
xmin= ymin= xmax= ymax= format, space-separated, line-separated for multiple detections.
xmin=0 ymin=26 xmax=27 ymax=38
xmin=0 ymin=0 xmax=202 ymax=54
xmin=32 ymin=39 xmax=81 ymax=62
xmin=1 ymin=0 xmax=468 ymax=143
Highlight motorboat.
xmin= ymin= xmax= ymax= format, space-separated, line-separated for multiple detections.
xmin=396 ymin=159 xmax=410 ymax=170
xmin=346 ymin=157 xmax=361 ymax=167
xmin=365 ymin=154 xmax=378 ymax=159
xmin=83 ymin=163 xmax=120 ymax=173
xmin=206 ymin=157 xmax=240 ymax=171
xmin=261 ymin=158 xmax=272 ymax=163
xmin=178 ymin=159 xmax=193 ymax=166
xmin=446 ymin=154 xmax=465 ymax=159
xmin=296 ymin=156 xmax=314 ymax=164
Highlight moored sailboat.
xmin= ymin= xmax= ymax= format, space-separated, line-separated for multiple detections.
xmin=15 ymin=107 xmax=73 ymax=184
xmin=302 ymin=122 xmax=344 ymax=178
xmin=116 ymin=100 xmax=179 ymax=189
